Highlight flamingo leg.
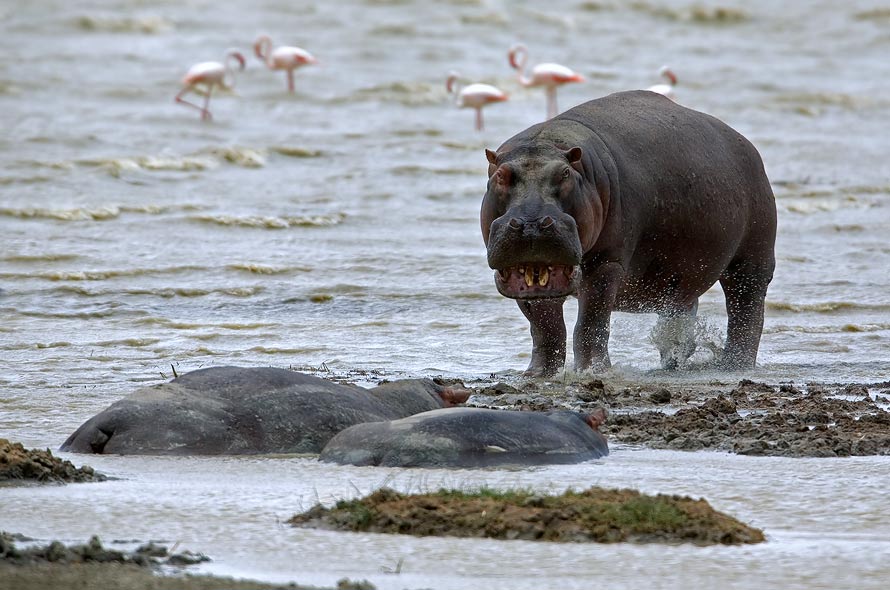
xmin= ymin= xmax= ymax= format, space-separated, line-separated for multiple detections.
xmin=287 ymin=69 xmax=295 ymax=93
xmin=175 ymin=86 xmax=211 ymax=119
xmin=546 ymin=86 xmax=558 ymax=119
xmin=201 ymin=85 xmax=213 ymax=121
xmin=475 ymin=108 xmax=484 ymax=131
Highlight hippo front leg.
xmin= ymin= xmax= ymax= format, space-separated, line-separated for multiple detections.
xmin=517 ymin=298 xmax=567 ymax=377
xmin=573 ymin=262 xmax=623 ymax=373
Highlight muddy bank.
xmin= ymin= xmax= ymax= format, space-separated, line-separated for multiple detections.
xmin=0 ymin=533 xmax=374 ymax=590
xmin=0 ymin=532 xmax=209 ymax=568
xmin=290 ymin=487 xmax=764 ymax=545
xmin=467 ymin=378 xmax=890 ymax=457
xmin=0 ymin=439 xmax=105 ymax=485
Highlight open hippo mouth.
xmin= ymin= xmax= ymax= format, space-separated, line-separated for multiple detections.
xmin=495 ymin=263 xmax=579 ymax=299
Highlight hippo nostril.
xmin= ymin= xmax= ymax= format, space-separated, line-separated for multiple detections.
xmin=540 ymin=216 xmax=554 ymax=229
xmin=508 ymin=218 xmax=522 ymax=229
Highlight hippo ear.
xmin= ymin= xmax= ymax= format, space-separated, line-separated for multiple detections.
xmin=565 ymin=146 xmax=584 ymax=173
xmin=485 ymin=148 xmax=499 ymax=176
xmin=585 ymin=407 xmax=607 ymax=430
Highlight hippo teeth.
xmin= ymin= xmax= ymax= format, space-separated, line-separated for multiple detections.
xmin=521 ymin=265 xmax=550 ymax=287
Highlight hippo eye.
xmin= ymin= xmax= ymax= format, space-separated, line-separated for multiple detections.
xmin=495 ymin=168 xmax=511 ymax=188
xmin=562 ymin=167 xmax=570 ymax=179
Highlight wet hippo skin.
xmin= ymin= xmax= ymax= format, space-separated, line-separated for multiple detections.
xmin=319 ymin=407 xmax=608 ymax=468
xmin=481 ymin=90 xmax=777 ymax=375
xmin=60 ymin=366 xmax=469 ymax=455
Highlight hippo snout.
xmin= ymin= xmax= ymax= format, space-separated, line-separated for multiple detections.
xmin=487 ymin=211 xmax=582 ymax=299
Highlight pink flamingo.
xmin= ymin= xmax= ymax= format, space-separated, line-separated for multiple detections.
xmin=254 ymin=35 xmax=317 ymax=92
xmin=508 ymin=43 xmax=584 ymax=119
xmin=174 ymin=50 xmax=245 ymax=121
xmin=446 ymin=72 xmax=508 ymax=131
xmin=647 ymin=65 xmax=678 ymax=101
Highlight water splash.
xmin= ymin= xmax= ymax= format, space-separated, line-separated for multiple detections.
xmin=649 ymin=316 xmax=725 ymax=370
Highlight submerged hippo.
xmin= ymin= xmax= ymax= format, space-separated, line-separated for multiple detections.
xmin=60 ymin=366 xmax=469 ymax=455
xmin=319 ymin=407 xmax=608 ymax=468
xmin=481 ymin=90 xmax=777 ymax=375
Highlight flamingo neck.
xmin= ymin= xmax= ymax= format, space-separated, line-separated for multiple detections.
xmin=223 ymin=51 xmax=242 ymax=89
xmin=255 ymin=36 xmax=273 ymax=67
xmin=509 ymin=46 xmax=532 ymax=87
xmin=446 ymin=74 xmax=463 ymax=106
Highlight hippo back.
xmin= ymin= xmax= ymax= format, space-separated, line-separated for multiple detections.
xmin=60 ymin=367 xmax=454 ymax=455
xmin=320 ymin=407 xmax=608 ymax=468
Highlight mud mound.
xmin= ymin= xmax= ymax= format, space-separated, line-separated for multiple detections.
xmin=0 ymin=439 xmax=106 ymax=484
xmin=289 ymin=487 xmax=764 ymax=546
xmin=469 ymin=379 xmax=890 ymax=457
xmin=606 ymin=382 xmax=890 ymax=457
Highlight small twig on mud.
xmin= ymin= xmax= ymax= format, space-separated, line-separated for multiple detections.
xmin=171 ymin=363 xmax=178 ymax=379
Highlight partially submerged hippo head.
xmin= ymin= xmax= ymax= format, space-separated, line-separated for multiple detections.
xmin=481 ymin=144 xmax=605 ymax=299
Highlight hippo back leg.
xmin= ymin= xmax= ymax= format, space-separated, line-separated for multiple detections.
xmin=719 ymin=255 xmax=774 ymax=369
xmin=652 ymin=299 xmax=698 ymax=370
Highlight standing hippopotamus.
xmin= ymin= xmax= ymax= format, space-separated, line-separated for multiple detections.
xmin=60 ymin=366 xmax=469 ymax=455
xmin=481 ymin=90 xmax=777 ymax=375
xmin=319 ymin=407 xmax=608 ymax=468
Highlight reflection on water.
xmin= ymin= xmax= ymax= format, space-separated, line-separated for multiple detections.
xmin=1 ymin=0 xmax=889 ymax=587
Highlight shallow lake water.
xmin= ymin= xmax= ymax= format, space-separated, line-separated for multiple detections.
xmin=3 ymin=448 xmax=890 ymax=590
xmin=2 ymin=0 xmax=889 ymax=588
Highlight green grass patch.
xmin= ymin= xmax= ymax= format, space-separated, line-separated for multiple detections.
xmin=290 ymin=486 xmax=765 ymax=545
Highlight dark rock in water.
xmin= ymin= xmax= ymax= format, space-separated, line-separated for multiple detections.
xmin=319 ymin=407 xmax=608 ymax=468
xmin=649 ymin=388 xmax=672 ymax=404
xmin=478 ymin=382 xmax=521 ymax=397
xmin=60 ymin=366 xmax=469 ymax=456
